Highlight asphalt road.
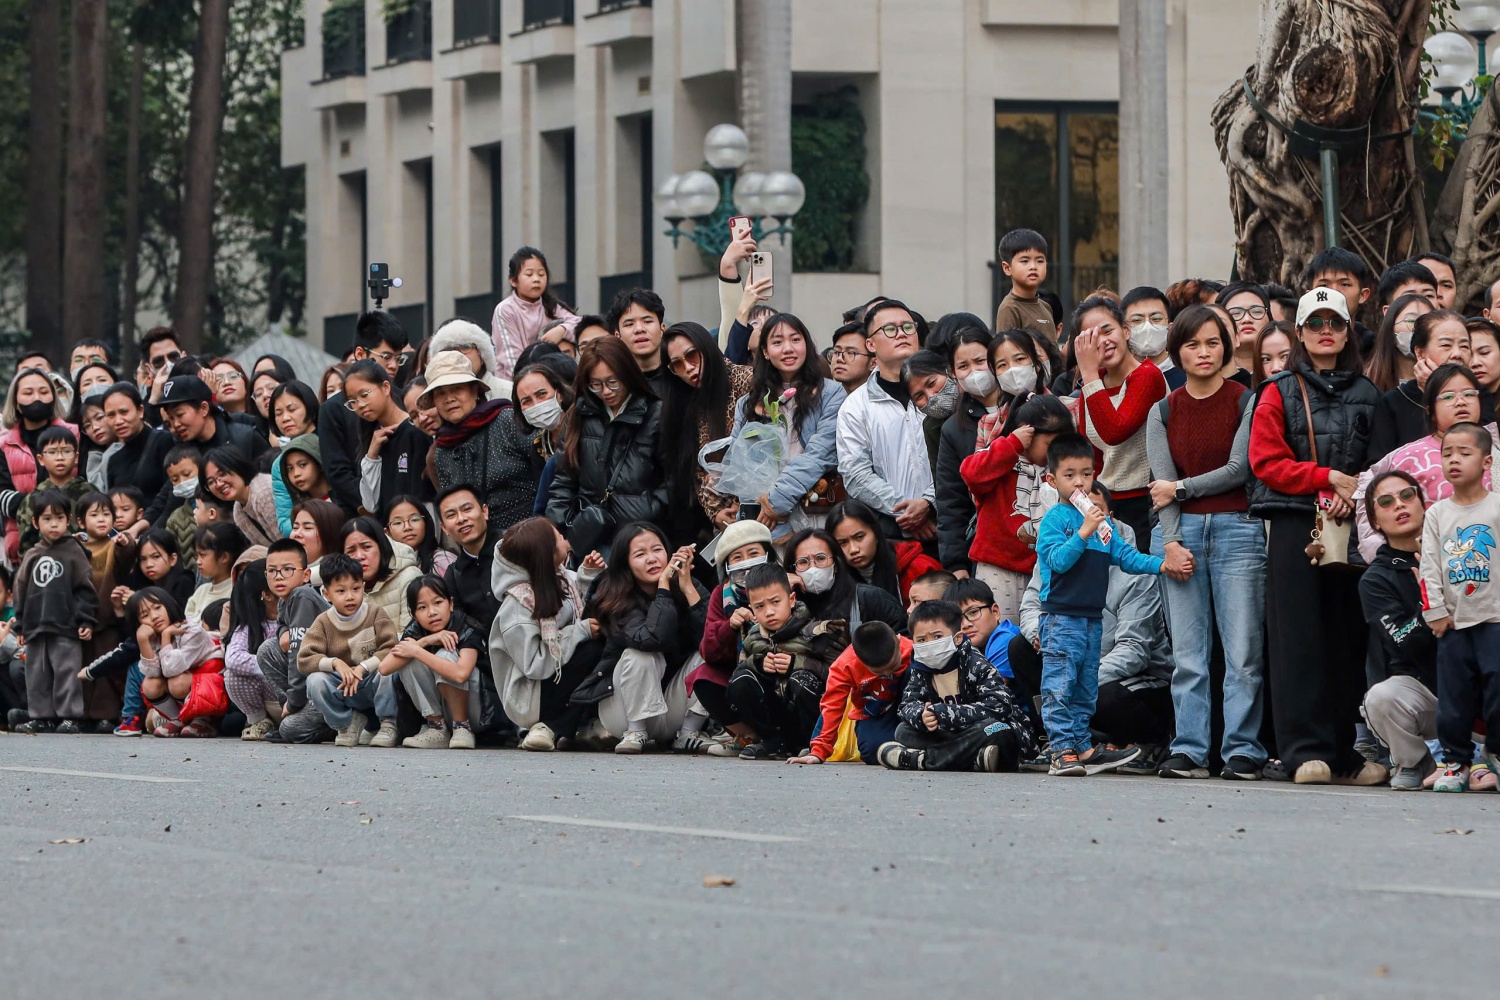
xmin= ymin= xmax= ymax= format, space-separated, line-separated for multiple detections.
xmin=1 ymin=735 xmax=1496 ymax=999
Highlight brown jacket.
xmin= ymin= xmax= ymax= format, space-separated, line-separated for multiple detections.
xmin=296 ymin=601 xmax=398 ymax=675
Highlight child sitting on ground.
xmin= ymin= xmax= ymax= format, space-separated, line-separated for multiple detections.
xmin=298 ymin=553 xmax=399 ymax=748
xmin=223 ymin=559 xmax=282 ymax=741
xmin=186 ymin=521 xmax=246 ymax=623
xmin=687 ymin=519 xmax=774 ymax=755
xmin=789 ymin=621 xmax=912 ymax=766
xmin=878 ymin=600 xmax=1038 ymax=772
xmin=728 ymin=563 xmax=848 ymax=760
xmin=132 ymin=586 xmax=227 ymax=738
xmin=1034 ymin=434 xmax=1176 ymax=776
xmin=378 ymin=575 xmax=485 ymax=750
xmin=17 ymin=426 xmax=92 ymax=552
xmin=1420 ymin=422 xmax=1500 ymax=792
xmin=905 ymin=569 xmax=957 ymax=614
xmin=259 ymin=538 xmax=331 ymax=744
xmin=12 ymin=491 xmax=98 ymax=734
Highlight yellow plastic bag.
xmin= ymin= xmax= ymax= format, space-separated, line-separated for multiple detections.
xmin=826 ymin=695 xmax=862 ymax=763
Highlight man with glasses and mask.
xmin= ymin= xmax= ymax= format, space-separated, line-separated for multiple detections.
xmin=836 ymin=299 xmax=937 ymax=544
xmin=319 ymin=311 xmax=410 ymax=517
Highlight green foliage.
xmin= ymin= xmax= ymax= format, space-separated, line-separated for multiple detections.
xmin=323 ymin=0 xmax=363 ymax=53
xmin=0 ymin=0 xmax=32 ymax=330
xmin=790 ymin=87 xmax=870 ymax=273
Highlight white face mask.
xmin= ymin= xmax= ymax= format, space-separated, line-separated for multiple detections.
xmin=1395 ymin=329 xmax=1415 ymax=359
xmin=726 ymin=554 xmax=768 ymax=587
xmin=912 ymin=635 xmax=957 ymax=671
xmin=1129 ymin=322 xmax=1169 ymax=359
xmin=172 ymin=477 xmax=199 ymax=499
xmin=997 ymin=364 xmax=1037 ymax=396
xmin=959 ymin=368 xmax=997 ymax=398
xmin=799 ymin=564 xmax=836 ymax=594
xmin=522 ymin=397 xmax=564 ymax=431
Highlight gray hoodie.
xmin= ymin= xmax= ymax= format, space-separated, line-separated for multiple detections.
xmin=487 ymin=552 xmax=599 ymax=728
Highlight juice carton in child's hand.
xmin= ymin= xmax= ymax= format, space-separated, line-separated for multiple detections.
xmin=1069 ymin=489 xmax=1111 ymax=544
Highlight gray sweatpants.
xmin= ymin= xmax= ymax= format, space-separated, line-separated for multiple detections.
xmin=257 ymin=638 xmax=328 ymax=742
xmin=396 ymin=649 xmax=478 ymax=722
xmin=596 ymin=651 xmax=696 ymax=742
xmin=25 ymin=633 xmax=84 ymax=720
xmin=1362 ymin=675 xmax=1438 ymax=770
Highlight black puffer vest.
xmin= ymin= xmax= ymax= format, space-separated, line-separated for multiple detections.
xmin=1248 ymin=363 xmax=1379 ymax=515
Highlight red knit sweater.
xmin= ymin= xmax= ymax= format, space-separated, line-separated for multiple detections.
xmin=1080 ymin=361 xmax=1166 ymax=498
xmin=1165 ymin=382 xmax=1248 ymax=514
xmin=958 ymin=431 xmax=1039 ymax=573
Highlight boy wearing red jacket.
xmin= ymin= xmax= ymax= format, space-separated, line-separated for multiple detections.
xmin=789 ymin=621 xmax=910 ymax=765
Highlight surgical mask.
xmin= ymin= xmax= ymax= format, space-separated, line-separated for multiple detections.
xmin=918 ymin=379 xmax=960 ymax=421
xmin=959 ymin=368 xmax=997 ymax=398
xmin=726 ymin=554 xmax=767 ymax=587
xmin=1395 ymin=329 xmax=1415 ymax=359
xmin=172 ymin=477 xmax=199 ymax=499
xmin=997 ymin=364 xmax=1037 ymax=396
xmin=522 ymin=397 xmax=564 ymax=432
xmin=18 ymin=400 xmax=52 ymax=423
xmin=1129 ymin=322 xmax=1169 ymax=359
xmin=799 ymin=564 xmax=836 ymax=594
xmin=912 ymin=635 xmax=957 ymax=671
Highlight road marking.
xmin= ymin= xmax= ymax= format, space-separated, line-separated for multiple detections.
xmin=1357 ymin=884 xmax=1500 ymax=902
xmin=0 ymin=766 xmax=197 ymax=784
xmin=509 ymin=814 xmax=799 ymax=843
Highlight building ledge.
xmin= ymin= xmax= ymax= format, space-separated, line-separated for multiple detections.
xmin=437 ymin=42 xmax=504 ymax=80
xmin=370 ymin=58 xmax=433 ymax=96
xmin=979 ymin=0 xmax=1172 ymax=27
xmin=309 ymin=74 xmax=368 ymax=111
xmin=507 ymin=24 xmax=576 ymax=64
xmin=579 ymin=4 xmax=652 ymax=47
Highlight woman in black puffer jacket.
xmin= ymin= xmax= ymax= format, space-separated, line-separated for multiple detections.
xmin=545 ymin=337 xmax=668 ymax=556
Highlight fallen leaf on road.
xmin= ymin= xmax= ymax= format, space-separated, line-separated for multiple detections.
xmin=47 ymin=838 xmax=86 ymax=845
xmin=339 ymin=801 xmax=359 ymax=806
xmin=1437 ymin=828 xmax=1474 ymax=835
xmin=703 ymin=875 xmax=737 ymax=888
xmin=1374 ymin=966 xmax=1389 ymax=977
xmin=360 ymin=817 xmax=374 ymax=825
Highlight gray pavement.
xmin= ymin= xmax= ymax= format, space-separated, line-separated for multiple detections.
xmin=1 ymin=734 xmax=1496 ymax=999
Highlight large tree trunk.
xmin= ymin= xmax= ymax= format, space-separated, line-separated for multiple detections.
xmin=172 ymin=0 xmax=232 ymax=353
xmin=25 ymin=0 xmax=63 ymax=345
xmin=121 ymin=40 xmax=147 ymax=369
xmin=62 ymin=0 xmax=109 ymax=352
xmin=1212 ymin=0 xmax=1430 ymax=293
xmin=1430 ymin=85 xmax=1500 ymax=313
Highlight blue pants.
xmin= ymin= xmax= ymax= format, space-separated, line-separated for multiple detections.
xmin=1039 ymin=613 xmax=1102 ymax=754
xmin=305 ymin=670 xmax=397 ymax=729
xmin=808 ymin=710 xmax=900 ymax=764
xmin=122 ymin=662 xmax=144 ymax=720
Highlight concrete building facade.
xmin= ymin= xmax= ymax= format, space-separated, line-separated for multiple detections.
xmin=281 ymin=0 xmax=1259 ymax=353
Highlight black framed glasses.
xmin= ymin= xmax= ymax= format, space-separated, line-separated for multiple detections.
xmin=872 ymin=321 xmax=917 ymax=339
xmin=1227 ymin=305 xmax=1268 ymax=322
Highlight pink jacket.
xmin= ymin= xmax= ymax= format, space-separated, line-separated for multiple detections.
xmin=2 ymin=420 xmax=78 ymax=563
xmin=490 ymin=294 xmax=580 ymax=380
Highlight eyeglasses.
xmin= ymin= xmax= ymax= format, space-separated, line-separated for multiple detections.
xmin=1227 ymin=305 xmax=1268 ymax=322
xmin=387 ymin=516 xmax=423 ymax=531
xmin=668 ymin=347 xmax=702 ymax=376
xmin=1128 ymin=312 xmax=1169 ymax=326
xmin=831 ymin=347 xmax=870 ymax=361
xmin=150 ymin=351 xmax=183 ymax=370
xmin=265 ymin=565 xmax=302 ymax=579
xmin=40 ymin=447 xmax=77 ymax=458
xmin=215 ymin=370 xmax=245 ymax=383
xmin=793 ymin=552 xmax=835 ymax=570
xmin=1373 ymin=486 xmax=1419 ymax=509
xmin=588 ymin=378 xmax=622 ymax=394
xmin=872 ymin=321 xmax=918 ymax=339
xmin=203 ymin=474 xmax=235 ymax=490
xmin=960 ymin=605 xmax=990 ymax=623
xmin=1436 ymin=389 xmax=1481 ymax=404
xmin=1302 ymin=316 xmax=1348 ymax=333
xmin=370 ymin=350 xmax=410 ymax=367
xmin=1394 ymin=316 xmax=1420 ymax=332
xmin=344 ymin=387 xmax=381 ymax=410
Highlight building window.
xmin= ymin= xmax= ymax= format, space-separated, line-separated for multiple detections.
xmin=453 ymin=0 xmax=502 ymax=47
xmin=321 ymin=0 xmax=367 ymax=80
xmin=993 ymin=102 xmax=1118 ymax=314
xmin=522 ymin=0 xmax=575 ymax=31
xmin=385 ymin=0 xmax=432 ymax=64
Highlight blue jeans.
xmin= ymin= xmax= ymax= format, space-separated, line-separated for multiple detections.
xmin=122 ymin=662 xmax=144 ymax=720
xmin=1039 ymin=613 xmax=1102 ymax=754
xmin=305 ymin=670 xmax=397 ymax=729
xmin=807 ymin=709 xmax=900 ymax=764
xmin=1152 ymin=513 xmax=1267 ymax=765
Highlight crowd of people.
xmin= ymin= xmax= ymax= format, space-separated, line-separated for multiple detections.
xmin=2 ymin=234 xmax=1499 ymax=793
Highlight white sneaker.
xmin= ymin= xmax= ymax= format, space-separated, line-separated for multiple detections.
xmin=448 ymin=723 xmax=476 ymax=750
xmin=672 ymin=729 xmax=714 ymax=754
xmin=521 ymin=722 xmax=557 ymax=752
xmin=402 ymin=722 xmax=447 ymax=746
xmin=614 ymin=730 xmax=649 ymax=755
xmin=335 ymin=710 xmax=369 ymax=747
xmin=357 ymin=726 xmax=375 ymax=746
xmin=368 ymin=720 xmax=400 ymax=747
xmin=240 ymin=717 xmax=276 ymax=742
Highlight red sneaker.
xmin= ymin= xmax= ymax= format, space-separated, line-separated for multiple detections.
xmin=154 ymin=718 xmax=183 ymax=738
xmin=113 ymin=715 xmax=143 ymax=737
xmin=179 ymin=717 xmax=218 ymax=738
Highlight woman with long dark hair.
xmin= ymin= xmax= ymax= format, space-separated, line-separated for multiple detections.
xmin=825 ymin=499 xmax=940 ymax=606
xmin=545 ymin=337 xmax=666 ymax=557
xmin=661 ymin=321 xmax=753 ymax=533
xmin=1249 ymin=289 xmax=1382 ymax=786
xmin=384 ymin=495 xmax=454 ymax=576
xmin=1365 ymin=292 xmax=1434 ymax=394
xmin=341 ymin=515 xmax=422 ymax=631
xmin=222 ymin=559 xmax=282 ymax=741
xmin=572 ymin=522 xmax=705 ymax=754
xmin=491 ymin=517 xmax=603 ymax=752
xmin=491 ymin=246 xmax=580 ymax=379
xmin=731 ymin=312 xmax=845 ymax=538
xmin=781 ymin=528 xmax=907 ymax=634
xmin=932 ymin=327 xmax=995 ymax=574
xmin=1369 ymin=308 xmax=1473 ymax=457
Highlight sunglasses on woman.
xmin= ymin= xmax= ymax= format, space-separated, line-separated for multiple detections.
xmin=1373 ymin=486 xmax=1418 ymax=509
xmin=1302 ymin=316 xmax=1348 ymax=333
xmin=668 ymin=347 xmax=702 ymax=376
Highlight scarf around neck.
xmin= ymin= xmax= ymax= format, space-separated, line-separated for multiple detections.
xmin=435 ymin=398 xmax=507 ymax=448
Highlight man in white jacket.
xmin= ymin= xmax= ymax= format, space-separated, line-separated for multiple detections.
xmin=835 ymin=299 xmax=936 ymax=540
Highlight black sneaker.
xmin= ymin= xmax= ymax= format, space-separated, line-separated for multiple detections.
xmin=1157 ymin=752 xmax=1210 ymax=778
xmin=6 ymin=708 xmax=27 ymax=731
xmin=1018 ymin=753 xmax=1053 ymax=773
xmin=975 ymin=745 xmax=1002 ymax=773
xmin=15 ymin=718 xmax=56 ymax=735
xmin=54 ymin=719 xmax=84 ymax=735
xmin=1220 ymin=755 xmax=1262 ymax=780
xmin=1079 ymin=744 xmax=1141 ymax=775
xmin=1261 ymin=758 xmax=1291 ymax=782
xmin=877 ymin=741 xmax=925 ymax=771
xmin=1116 ymin=744 xmax=1164 ymax=776
xmin=738 ymin=740 xmax=787 ymax=761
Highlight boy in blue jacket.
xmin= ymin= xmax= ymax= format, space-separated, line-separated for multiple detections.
xmin=1034 ymin=434 xmax=1178 ymax=777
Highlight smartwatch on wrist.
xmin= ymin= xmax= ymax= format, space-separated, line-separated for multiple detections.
xmin=1174 ymin=483 xmax=1188 ymax=502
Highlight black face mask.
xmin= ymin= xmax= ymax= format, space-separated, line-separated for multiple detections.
xmin=18 ymin=400 xmax=52 ymax=423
